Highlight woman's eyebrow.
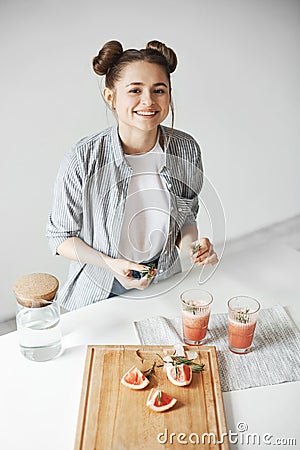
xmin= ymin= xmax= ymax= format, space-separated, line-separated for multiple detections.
xmin=125 ymin=82 xmax=168 ymax=88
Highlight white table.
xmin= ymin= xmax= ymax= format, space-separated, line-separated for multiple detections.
xmin=0 ymin=243 xmax=299 ymax=450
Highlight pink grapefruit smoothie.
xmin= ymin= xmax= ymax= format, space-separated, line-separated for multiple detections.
xmin=228 ymin=319 xmax=257 ymax=349
xmin=182 ymin=309 xmax=210 ymax=342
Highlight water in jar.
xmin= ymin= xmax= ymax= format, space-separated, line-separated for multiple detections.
xmin=16 ymin=301 xmax=62 ymax=362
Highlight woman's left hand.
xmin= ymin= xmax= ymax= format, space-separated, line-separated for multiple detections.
xmin=189 ymin=237 xmax=218 ymax=266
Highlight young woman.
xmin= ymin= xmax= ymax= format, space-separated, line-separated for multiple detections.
xmin=47 ymin=40 xmax=218 ymax=311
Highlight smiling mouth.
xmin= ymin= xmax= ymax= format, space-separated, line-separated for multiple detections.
xmin=134 ymin=110 xmax=158 ymax=117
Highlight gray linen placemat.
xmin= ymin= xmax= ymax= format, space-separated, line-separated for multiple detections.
xmin=134 ymin=304 xmax=300 ymax=392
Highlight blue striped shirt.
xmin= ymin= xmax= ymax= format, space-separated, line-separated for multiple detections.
xmin=47 ymin=124 xmax=203 ymax=310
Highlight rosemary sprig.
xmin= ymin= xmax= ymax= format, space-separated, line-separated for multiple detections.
xmin=192 ymin=243 xmax=201 ymax=255
xmin=174 ymin=363 xmax=179 ymax=379
xmin=190 ymin=306 xmax=198 ymax=316
xmin=142 ymin=361 xmax=156 ymax=381
xmin=171 ymin=356 xmax=205 ymax=373
xmin=135 ymin=351 xmax=205 ymax=385
xmin=156 ymin=353 xmax=205 ymax=373
xmin=140 ymin=263 xmax=156 ymax=280
xmin=156 ymin=353 xmax=166 ymax=363
xmin=234 ymin=308 xmax=250 ymax=324
xmin=157 ymin=386 xmax=162 ymax=406
xmin=182 ymin=301 xmax=199 ymax=316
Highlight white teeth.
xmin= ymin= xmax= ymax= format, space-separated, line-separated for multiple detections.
xmin=135 ymin=111 xmax=156 ymax=116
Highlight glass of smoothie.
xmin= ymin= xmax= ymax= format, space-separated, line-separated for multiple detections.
xmin=180 ymin=289 xmax=213 ymax=345
xmin=227 ymin=296 xmax=260 ymax=354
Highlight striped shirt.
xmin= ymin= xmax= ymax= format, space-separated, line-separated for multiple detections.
xmin=47 ymin=124 xmax=203 ymax=310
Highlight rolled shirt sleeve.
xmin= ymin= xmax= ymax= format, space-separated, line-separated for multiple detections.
xmin=47 ymin=147 xmax=83 ymax=255
xmin=182 ymin=196 xmax=200 ymax=228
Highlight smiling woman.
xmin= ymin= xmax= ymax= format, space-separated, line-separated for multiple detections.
xmin=46 ymin=40 xmax=218 ymax=311
xmin=103 ymin=60 xmax=171 ymax=153
xmin=95 ymin=40 xmax=176 ymax=153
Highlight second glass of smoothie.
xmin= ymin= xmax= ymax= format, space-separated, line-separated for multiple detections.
xmin=227 ymin=296 xmax=260 ymax=354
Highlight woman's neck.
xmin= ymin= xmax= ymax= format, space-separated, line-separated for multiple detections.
xmin=118 ymin=124 xmax=159 ymax=155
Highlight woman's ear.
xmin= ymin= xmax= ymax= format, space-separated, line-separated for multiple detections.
xmin=103 ymin=87 xmax=115 ymax=109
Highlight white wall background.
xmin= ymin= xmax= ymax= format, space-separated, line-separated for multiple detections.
xmin=1 ymin=0 xmax=299 ymax=321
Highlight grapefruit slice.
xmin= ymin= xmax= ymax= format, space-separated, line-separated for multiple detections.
xmin=120 ymin=366 xmax=150 ymax=390
xmin=146 ymin=388 xmax=177 ymax=412
xmin=166 ymin=364 xmax=192 ymax=387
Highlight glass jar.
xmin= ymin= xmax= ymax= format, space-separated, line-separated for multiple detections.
xmin=13 ymin=273 xmax=62 ymax=362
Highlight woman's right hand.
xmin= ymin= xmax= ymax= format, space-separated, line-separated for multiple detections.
xmin=106 ymin=258 xmax=156 ymax=290
xmin=56 ymin=238 xmax=156 ymax=290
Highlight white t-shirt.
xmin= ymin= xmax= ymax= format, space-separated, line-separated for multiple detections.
xmin=118 ymin=138 xmax=170 ymax=263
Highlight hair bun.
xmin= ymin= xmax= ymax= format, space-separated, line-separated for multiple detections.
xmin=146 ymin=40 xmax=177 ymax=73
xmin=93 ymin=40 xmax=123 ymax=76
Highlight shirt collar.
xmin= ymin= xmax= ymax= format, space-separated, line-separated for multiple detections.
xmin=110 ymin=123 xmax=126 ymax=167
xmin=159 ymin=125 xmax=171 ymax=171
xmin=110 ymin=123 xmax=170 ymax=168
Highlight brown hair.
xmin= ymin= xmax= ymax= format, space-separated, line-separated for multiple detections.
xmin=92 ymin=40 xmax=177 ymax=89
xmin=92 ymin=40 xmax=177 ymax=130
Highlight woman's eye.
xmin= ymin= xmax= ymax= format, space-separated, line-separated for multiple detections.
xmin=129 ymin=89 xmax=141 ymax=94
xmin=154 ymin=89 xmax=165 ymax=94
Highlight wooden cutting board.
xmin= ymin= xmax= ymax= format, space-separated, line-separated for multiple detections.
xmin=74 ymin=345 xmax=229 ymax=450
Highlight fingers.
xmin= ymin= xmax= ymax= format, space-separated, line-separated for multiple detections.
xmin=114 ymin=260 xmax=149 ymax=278
xmin=128 ymin=262 xmax=149 ymax=273
xmin=137 ymin=277 xmax=152 ymax=290
xmin=198 ymin=237 xmax=211 ymax=257
xmin=191 ymin=237 xmax=209 ymax=262
xmin=127 ymin=264 xmax=157 ymax=281
xmin=111 ymin=258 xmax=157 ymax=291
xmin=192 ymin=238 xmax=218 ymax=266
xmin=141 ymin=267 xmax=157 ymax=279
xmin=198 ymin=251 xmax=218 ymax=266
xmin=116 ymin=275 xmax=152 ymax=291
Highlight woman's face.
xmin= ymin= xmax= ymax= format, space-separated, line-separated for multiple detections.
xmin=104 ymin=61 xmax=171 ymax=134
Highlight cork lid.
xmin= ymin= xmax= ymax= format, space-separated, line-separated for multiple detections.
xmin=13 ymin=273 xmax=59 ymax=308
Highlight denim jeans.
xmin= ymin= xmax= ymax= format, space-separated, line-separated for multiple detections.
xmin=108 ymin=277 xmax=129 ymax=298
